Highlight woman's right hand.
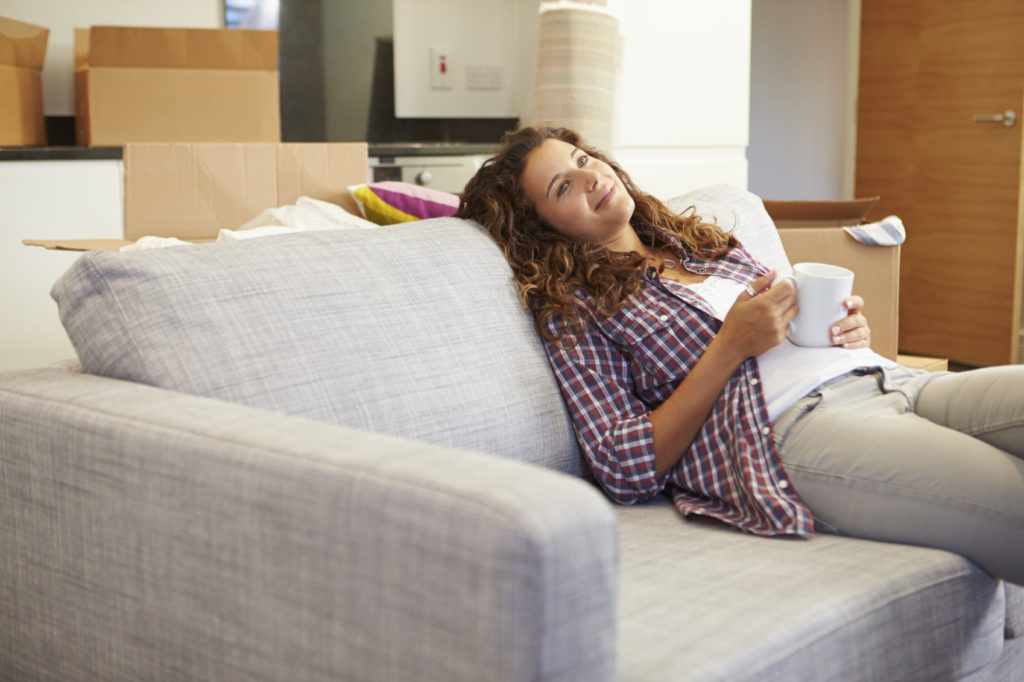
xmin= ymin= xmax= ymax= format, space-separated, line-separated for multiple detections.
xmin=650 ymin=270 xmax=797 ymax=476
xmin=716 ymin=270 xmax=799 ymax=363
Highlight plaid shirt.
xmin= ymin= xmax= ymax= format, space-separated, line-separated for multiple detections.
xmin=542 ymin=227 xmax=814 ymax=537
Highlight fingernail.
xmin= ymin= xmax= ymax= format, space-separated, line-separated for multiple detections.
xmin=832 ymin=326 xmax=840 ymax=335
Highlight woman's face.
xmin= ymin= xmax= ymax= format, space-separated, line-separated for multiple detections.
xmin=521 ymin=138 xmax=636 ymax=249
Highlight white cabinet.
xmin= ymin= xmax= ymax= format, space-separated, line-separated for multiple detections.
xmin=0 ymin=158 xmax=124 ymax=371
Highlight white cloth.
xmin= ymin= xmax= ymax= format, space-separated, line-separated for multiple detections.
xmin=844 ymin=215 xmax=906 ymax=246
xmin=119 ymin=197 xmax=378 ymax=252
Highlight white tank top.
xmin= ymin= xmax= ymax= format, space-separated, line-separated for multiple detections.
xmin=682 ymin=276 xmax=897 ymax=421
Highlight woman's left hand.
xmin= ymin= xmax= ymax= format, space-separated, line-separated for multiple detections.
xmin=831 ymin=296 xmax=871 ymax=349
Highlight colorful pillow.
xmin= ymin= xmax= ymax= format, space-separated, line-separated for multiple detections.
xmin=348 ymin=181 xmax=460 ymax=225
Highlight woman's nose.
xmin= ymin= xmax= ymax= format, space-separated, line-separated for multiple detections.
xmin=578 ymin=168 xmax=600 ymax=191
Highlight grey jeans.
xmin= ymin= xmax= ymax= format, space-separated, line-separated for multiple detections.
xmin=773 ymin=364 xmax=1024 ymax=586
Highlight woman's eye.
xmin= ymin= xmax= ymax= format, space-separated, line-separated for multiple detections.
xmin=577 ymin=154 xmax=588 ymax=168
xmin=557 ymin=180 xmax=570 ymax=197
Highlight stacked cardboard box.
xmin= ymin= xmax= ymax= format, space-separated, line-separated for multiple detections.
xmin=0 ymin=17 xmax=48 ymax=146
xmin=74 ymin=26 xmax=280 ymax=146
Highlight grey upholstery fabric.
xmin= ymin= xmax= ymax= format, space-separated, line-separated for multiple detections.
xmin=9 ymin=184 xmax=1020 ymax=680
xmin=615 ymin=497 xmax=1008 ymax=682
xmin=51 ymin=220 xmax=581 ymax=475
xmin=1006 ymin=583 xmax=1024 ymax=639
xmin=0 ymin=367 xmax=618 ymax=682
xmin=962 ymin=634 xmax=1024 ymax=682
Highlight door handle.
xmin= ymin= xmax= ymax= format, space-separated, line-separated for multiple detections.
xmin=973 ymin=110 xmax=1017 ymax=127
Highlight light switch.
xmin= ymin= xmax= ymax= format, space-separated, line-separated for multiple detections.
xmin=430 ymin=45 xmax=453 ymax=90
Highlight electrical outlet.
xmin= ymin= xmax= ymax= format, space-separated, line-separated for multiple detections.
xmin=430 ymin=45 xmax=452 ymax=90
xmin=466 ymin=65 xmax=503 ymax=90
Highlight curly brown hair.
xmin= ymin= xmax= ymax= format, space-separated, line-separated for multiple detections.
xmin=456 ymin=126 xmax=737 ymax=340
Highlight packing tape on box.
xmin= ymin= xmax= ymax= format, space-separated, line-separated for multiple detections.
xmin=844 ymin=215 xmax=905 ymax=246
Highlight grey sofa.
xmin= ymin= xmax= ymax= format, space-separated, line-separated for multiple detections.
xmin=2 ymin=185 xmax=1021 ymax=681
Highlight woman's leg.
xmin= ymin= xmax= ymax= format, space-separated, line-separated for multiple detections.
xmin=774 ymin=368 xmax=1024 ymax=585
xmin=914 ymin=365 xmax=1024 ymax=457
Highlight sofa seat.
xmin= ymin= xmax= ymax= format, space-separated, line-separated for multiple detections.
xmin=615 ymin=497 xmax=1013 ymax=681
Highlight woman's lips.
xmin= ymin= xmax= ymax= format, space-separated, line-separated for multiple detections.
xmin=596 ymin=185 xmax=615 ymax=210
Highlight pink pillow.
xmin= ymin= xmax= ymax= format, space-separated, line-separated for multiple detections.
xmin=348 ymin=181 xmax=459 ymax=225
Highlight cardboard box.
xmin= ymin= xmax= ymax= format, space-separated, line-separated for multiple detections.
xmin=897 ymin=354 xmax=949 ymax=373
xmin=24 ymin=142 xmax=369 ymax=251
xmin=765 ymin=197 xmax=901 ymax=361
xmin=74 ymin=26 xmax=280 ymax=147
xmin=0 ymin=17 xmax=48 ymax=146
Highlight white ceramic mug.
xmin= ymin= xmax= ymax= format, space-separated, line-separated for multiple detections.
xmin=787 ymin=262 xmax=855 ymax=347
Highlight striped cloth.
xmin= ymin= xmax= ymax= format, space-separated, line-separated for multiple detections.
xmin=844 ymin=215 xmax=906 ymax=245
xmin=530 ymin=2 xmax=620 ymax=151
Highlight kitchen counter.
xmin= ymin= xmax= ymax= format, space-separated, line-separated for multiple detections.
xmin=0 ymin=143 xmax=498 ymax=162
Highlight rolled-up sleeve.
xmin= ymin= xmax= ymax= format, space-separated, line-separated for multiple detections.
xmin=543 ymin=315 xmax=667 ymax=504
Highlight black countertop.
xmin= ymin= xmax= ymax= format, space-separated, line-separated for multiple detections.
xmin=0 ymin=146 xmax=124 ymax=161
xmin=1 ymin=143 xmax=498 ymax=162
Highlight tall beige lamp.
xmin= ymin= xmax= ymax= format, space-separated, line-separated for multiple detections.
xmin=529 ymin=0 xmax=621 ymax=152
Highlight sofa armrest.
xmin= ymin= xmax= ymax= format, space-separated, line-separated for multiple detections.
xmin=0 ymin=368 xmax=618 ymax=682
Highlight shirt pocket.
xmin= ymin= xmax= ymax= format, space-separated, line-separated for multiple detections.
xmin=601 ymin=303 xmax=689 ymax=393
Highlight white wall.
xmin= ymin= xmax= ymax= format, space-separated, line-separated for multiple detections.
xmin=392 ymin=0 xmax=528 ymax=119
xmin=0 ymin=0 xmax=223 ymax=115
xmin=747 ymin=0 xmax=860 ymax=200
xmin=608 ymin=0 xmax=751 ymax=197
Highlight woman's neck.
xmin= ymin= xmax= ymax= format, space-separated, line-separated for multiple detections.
xmin=599 ymin=221 xmax=646 ymax=255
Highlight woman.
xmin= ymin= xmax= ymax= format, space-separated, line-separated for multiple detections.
xmin=456 ymin=126 xmax=1024 ymax=585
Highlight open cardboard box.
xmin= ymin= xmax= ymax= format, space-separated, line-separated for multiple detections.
xmin=24 ymin=142 xmax=369 ymax=251
xmin=74 ymin=26 xmax=280 ymax=146
xmin=766 ymin=197 xmax=901 ymax=361
xmin=0 ymin=16 xmax=48 ymax=146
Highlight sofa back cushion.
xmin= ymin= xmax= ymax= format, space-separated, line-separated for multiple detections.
xmin=52 ymin=218 xmax=583 ymax=476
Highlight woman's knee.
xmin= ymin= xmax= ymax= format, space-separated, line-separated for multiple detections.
xmin=915 ymin=365 xmax=1024 ymax=456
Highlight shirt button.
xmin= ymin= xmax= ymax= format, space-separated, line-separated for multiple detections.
xmin=761 ymin=426 xmax=771 ymax=436
xmin=751 ymin=378 xmax=760 ymax=386
xmin=779 ymin=480 xmax=790 ymax=489
xmin=659 ymin=314 xmax=669 ymax=322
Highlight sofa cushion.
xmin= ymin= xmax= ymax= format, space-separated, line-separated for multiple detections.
xmin=52 ymin=218 xmax=582 ymax=475
xmin=666 ymin=183 xmax=792 ymax=276
xmin=614 ymin=497 xmax=1007 ymax=682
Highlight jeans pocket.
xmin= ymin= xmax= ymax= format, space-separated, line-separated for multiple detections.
xmin=772 ymin=391 xmax=823 ymax=449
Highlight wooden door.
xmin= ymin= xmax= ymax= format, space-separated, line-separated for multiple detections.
xmin=856 ymin=0 xmax=1024 ymax=366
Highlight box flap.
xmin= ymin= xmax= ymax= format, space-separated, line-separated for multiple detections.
xmin=122 ymin=142 xmax=369 ymax=241
xmin=0 ymin=16 xmax=49 ymax=70
xmin=763 ymin=197 xmax=880 ymax=227
xmin=23 ymin=238 xmax=134 ymax=251
xmin=73 ymin=27 xmax=89 ymax=70
xmin=124 ymin=143 xmax=280 ymax=241
xmin=85 ymin=26 xmax=277 ymax=71
xmin=276 ymin=143 xmax=369 ymax=217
